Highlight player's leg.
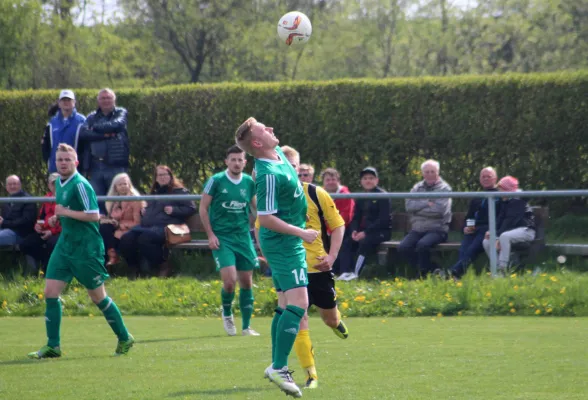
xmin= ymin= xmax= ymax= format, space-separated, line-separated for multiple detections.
xmin=294 ymin=312 xmax=318 ymax=388
xmin=219 ymin=265 xmax=238 ymax=336
xmin=237 ymin=270 xmax=258 ymax=335
xmin=313 ymin=272 xmax=349 ymax=339
xmin=87 ymin=284 xmax=134 ymax=355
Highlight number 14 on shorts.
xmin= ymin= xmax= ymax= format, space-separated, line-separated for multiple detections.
xmin=292 ymin=268 xmax=307 ymax=285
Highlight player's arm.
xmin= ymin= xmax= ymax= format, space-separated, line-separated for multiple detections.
xmin=198 ymin=192 xmax=220 ymax=250
xmin=56 ymin=181 xmax=100 ymax=222
xmin=55 ymin=205 xmax=100 ymax=222
xmin=258 ymin=214 xmax=317 ymax=243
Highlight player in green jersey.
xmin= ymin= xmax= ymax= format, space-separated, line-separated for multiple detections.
xmin=28 ymin=143 xmax=134 ymax=359
xmin=236 ymin=117 xmax=319 ymax=398
xmin=200 ymin=145 xmax=260 ymax=337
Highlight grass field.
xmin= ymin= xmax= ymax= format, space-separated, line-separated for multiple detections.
xmin=1 ymin=317 xmax=586 ymax=399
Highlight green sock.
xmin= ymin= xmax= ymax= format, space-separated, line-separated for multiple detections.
xmin=97 ymin=297 xmax=129 ymax=341
xmin=221 ymin=289 xmax=235 ymax=317
xmin=239 ymin=288 xmax=254 ymax=330
xmin=45 ymin=298 xmax=62 ymax=348
xmin=271 ymin=307 xmax=284 ymax=363
xmin=273 ymin=305 xmax=305 ymax=370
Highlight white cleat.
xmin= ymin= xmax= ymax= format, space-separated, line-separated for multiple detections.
xmin=242 ymin=328 xmax=261 ymax=336
xmin=336 ymin=272 xmax=352 ymax=281
xmin=223 ymin=315 xmax=237 ymax=336
xmin=264 ymin=365 xmax=302 ymax=398
xmin=342 ymin=272 xmax=358 ymax=281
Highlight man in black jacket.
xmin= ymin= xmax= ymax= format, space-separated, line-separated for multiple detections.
xmin=0 ymin=175 xmax=36 ymax=246
xmin=337 ymin=167 xmax=391 ymax=281
xmin=79 ymin=88 xmax=129 ymax=211
xmin=450 ymin=167 xmax=499 ymax=279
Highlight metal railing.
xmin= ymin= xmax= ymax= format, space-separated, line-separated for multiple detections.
xmin=2 ymin=189 xmax=587 ymax=276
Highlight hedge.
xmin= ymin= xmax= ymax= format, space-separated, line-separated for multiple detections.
xmin=1 ymin=73 xmax=587 ymax=213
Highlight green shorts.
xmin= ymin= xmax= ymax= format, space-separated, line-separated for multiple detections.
xmin=46 ymin=240 xmax=109 ymax=290
xmin=261 ymin=237 xmax=308 ymax=292
xmin=213 ymin=233 xmax=259 ymax=272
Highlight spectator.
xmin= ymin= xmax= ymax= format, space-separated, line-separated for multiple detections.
xmin=42 ymin=90 xmax=86 ymax=174
xmin=483 ymin=176 xmax=535 ymax=271
xmin=99 ymin=173 xmax=144 ymax=270
xmin=0 ymin=175 xmax=36 ymax=247
xmin=321 ymin=167 xmax=355 ymax=275
xmin=20 ymin=173 xmax=61 ymax=274
xmin=298 ymin=163 xmax=315 ymax=184
xmin=337 ymin=167 xmax=391 ymax=281
xmin=399 ymin=159 xmax=452 ymax=277
xmin=119 ymin=165 xmax=195 ymax=278
xmin=79 ymin=88 xmax=129 ymax=210
xmin=449 ymin=167 xmax=499 ymax=279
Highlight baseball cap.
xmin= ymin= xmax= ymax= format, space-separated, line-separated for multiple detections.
xmin=360 ymin=166 xmax=378 ymax=178
xmin=59 ymin=89 xmax=75 ymax=100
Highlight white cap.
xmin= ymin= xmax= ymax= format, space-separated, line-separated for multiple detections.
xmin=59 ymin=89 xmax=75 ymax=100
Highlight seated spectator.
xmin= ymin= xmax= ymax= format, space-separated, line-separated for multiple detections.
xmin=398 ymin=160 xmax=452 ymax=277
xmin=321 ymin=167 xmax=355 ymax=275
xmin=119 ymin=165 xmax=196 ymax=278
xmin=0 ymin=175 xmax=36 ymax=247
xmin=20 ymin=173 xmax=61 ymax=275
xmin=99 ymin=173 xmax=144 ymax=270
xmin=449 ymin=167 xmax=499 ymax=279
xmin=337 ymin=167 xmax=391 ymax=281
xmin=482 ymin=176 xmax=535 ymax=271
xmin=298 ymin=163 xmax=315 ymax=183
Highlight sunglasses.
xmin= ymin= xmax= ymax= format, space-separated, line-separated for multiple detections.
xmin=298 ymin=173 xmax=310 ymax=177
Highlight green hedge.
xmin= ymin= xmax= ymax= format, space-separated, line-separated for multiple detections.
xmin=1 ymin=73 xmax=587 ymax=213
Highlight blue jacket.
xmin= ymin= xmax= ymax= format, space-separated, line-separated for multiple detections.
xmin=42 ymin=109 xmax=86 ymax=173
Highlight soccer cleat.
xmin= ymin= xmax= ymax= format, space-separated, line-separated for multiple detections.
xmin=242 ymin=328 xmax=261 ymax=336
xmin=332 ymin=319 xmax=349 ymax=339
xmin=305 ymin=377 xmax=318 ymax=389
xmin=336 ymin=272 xmax=352 ymax=281
xmin=264 ymin=365 xmax=302 ymax=398
xmin=27 ymin=345 xmax=62 ymax=359
xmin=223 ymin=315 xmax=237 ymax=336
xmin=341 ymin=272 xmax=358 ymax=281
xmin=114 ymin=334 xmax=135 ymax=356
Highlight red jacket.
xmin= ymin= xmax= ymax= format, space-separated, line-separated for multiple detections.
xmin=334 ymin=185 xmax=354 ymax=227
xmin=38 ymin=192 xmax=61 ymax=235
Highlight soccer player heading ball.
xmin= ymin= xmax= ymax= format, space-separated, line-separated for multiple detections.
xmin=235 ymin=118 xmax=318 ymax=397
xmin=28 ymin=143 xmax=134 ymax=359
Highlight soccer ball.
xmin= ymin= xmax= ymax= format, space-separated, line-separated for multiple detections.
xmin=277 ymin=11 xmax=312 ymax=46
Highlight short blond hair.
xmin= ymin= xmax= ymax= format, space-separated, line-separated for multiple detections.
xmin=280 ymin=145 xmax=300 ymax=163
xmin=299 ymin=163 xmax=315 ymax=175
xmin=57 ymin=143 xmax=77 ymax=159
xmin=235 ymin=117 xmax=257 ymax=154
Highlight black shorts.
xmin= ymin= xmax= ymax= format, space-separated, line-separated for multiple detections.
xmin=307 ymin=271 xmax=337 ymax=310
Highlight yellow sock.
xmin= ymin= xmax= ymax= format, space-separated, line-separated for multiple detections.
xmin=336 ymin=309 xmax=342 ymax=325
xmin=294 ymin=329 xmax=318 ymax=379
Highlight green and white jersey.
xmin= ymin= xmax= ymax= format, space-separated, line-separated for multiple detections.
xmin=203 ymin=170 xmax=255 ymax=235
xmin=55 ymin=172 xmax=102 ymax=244
xmin=255 ymin=146 xmax=307 ymax=243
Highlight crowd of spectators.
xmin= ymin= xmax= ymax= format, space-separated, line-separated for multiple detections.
xmin=1 ymin=88 xmax=537 ymax=280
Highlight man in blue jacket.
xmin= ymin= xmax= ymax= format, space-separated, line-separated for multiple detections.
xmin=79 ymin=88 xmax=130 ymax=211
xmin=42 ymin=90 xmax=86 ymax=174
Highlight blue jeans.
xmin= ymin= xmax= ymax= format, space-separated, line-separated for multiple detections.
xmin=0 ymin=229 xmax=22 ymax=246
xmin=398 ymin=230 xmax=447 ymax=276
xmin=450 ymin=228 xmax=487 ymax=278
xmin=89 ymin=160 xmax=127 ymax=213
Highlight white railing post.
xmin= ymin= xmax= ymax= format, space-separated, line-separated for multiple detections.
xmin=487 ymin=194 xmax=498 ymax=276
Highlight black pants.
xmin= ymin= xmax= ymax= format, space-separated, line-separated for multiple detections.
xmin=99 ymin=223 xmax=120 ymax=251
xmin=20 ymin=232 xmax=60 ymax=273
xmin=119 ymin=226 xmax=167 ymax=274
xmin=338 ymin=231 xmax=389 ymax=275
xmin=398 ymin=230 xmax=447 ymax=276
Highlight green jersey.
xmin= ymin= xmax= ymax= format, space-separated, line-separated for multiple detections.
xmin=255 ymin=146 xmax=308 ymax=244
xmin=55 ymin=172 xmax=103 ymax=252
xmin=203 ymin=170 xmax=255 ymax=235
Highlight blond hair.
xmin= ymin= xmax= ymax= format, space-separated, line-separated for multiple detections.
xmin=56 ymin=143 xmax=77 ymax=159
xmin=235 ymin=117 xmax=257 ymax=154
xmin=299 ymin=163 xmax=315 ymax=175
xmin=105 ymin=173 xmax=145 ymax=215
xmin=280 ymin=145 xmax=300 ymax=164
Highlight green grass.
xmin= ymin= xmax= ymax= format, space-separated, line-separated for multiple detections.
xmin=0 ymin=317 xmax=586 ymax=399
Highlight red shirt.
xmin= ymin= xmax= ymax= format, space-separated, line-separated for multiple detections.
xmin=334 ymin=185 xmax=354 ymax=227
xmin=38 ymin=192 xmax=61 ymax=235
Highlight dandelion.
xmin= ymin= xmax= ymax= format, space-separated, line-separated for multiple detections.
xmin=23 ymin=285 xmax=27 ymax=290
xmin=38 ymin=294 xmax=43 ymax=300
xmin=547 ymin=308 xmax=553 ymax=313
xmin=396 ymin=282 xmax=403 ymax=288
xmin=485 ymin=292 xmax=492 ymax=298
xmin=341 ymin=302 xmax=349 ymax=310
xmin=178 ymin=298 xmax=183 ymax=302
xmin=510 ymin=273 xmax=517 ymax=278
xmin=560 ymin=287 xmax=566 ymax=294
xmin=457 ymin=311 xmax=463 ymax=316
xmin=540 ymin=273 xmax=547 ymax=277
xmin=437 ymin=313 xmax=443 ymax=318
xmin=354 ymin=295 xmax=366 ymax=302
xmin=157 ymin=293 xmax=163 ymax=297
xmin=39 ymin=270 xmax=44 ymax=276
xmin=510 ymin=308 xmax=516 ymax=313
xmin=542 ymin=302 xmax=548 ymax=307
xmin=74 ymin=288 xmax=78 ymax=292
xmin=202 ymin=303 xmax=208 ymax=307
xmin=1 ymin=300 xmax=7 ymax=309
xmin=121 ymin=293 xmax=128 ymax=299
xmin=444 ymin=293 xmax=451 ymax=298
xmin=549 ymin=276 xmax=558 ymax=282
xmin=535 ymin=309 xmax=541 ymax=315
xmin=270 ymin=288 xmax=276 ymax=293
xmin=89 ymin=313 xmax=94 ymax=317
xmin=381 ymin=320 xmax=387 ymax=323
xmin=456 ymin=282 xmax=463 ymax=288
xmin=259 ymin=290 xmax=266 ymax=293
xmin=397 ymin=300 xmax=404 ymax=306
xmin=513 ymin=285 xmax=519 ymax=291
xmin=394 ymin=278 xmax=400 ymax=283
xmin=508 ymin=302 xmax=514 ymax=307
xmin=416 ymin=307 xmax=422 ymax=314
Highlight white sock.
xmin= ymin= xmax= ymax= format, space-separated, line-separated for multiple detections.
xmin=354 ymin=255 xmax=366 ymax=276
